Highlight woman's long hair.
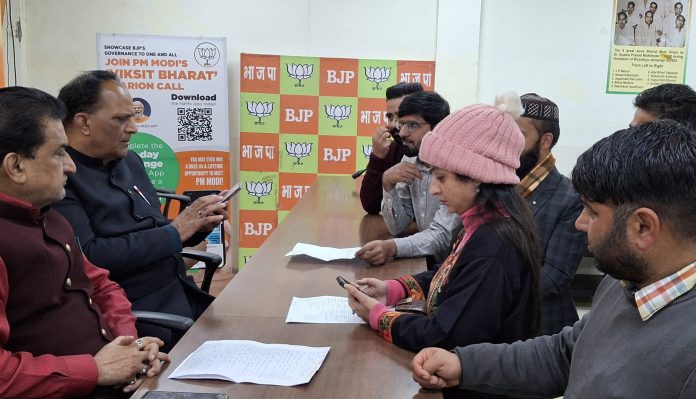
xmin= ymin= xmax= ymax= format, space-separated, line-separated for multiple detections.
xmin=459 ymin=176 xmax=542 ymax=337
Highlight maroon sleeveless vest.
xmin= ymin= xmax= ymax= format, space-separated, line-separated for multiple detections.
xmin=0 ymin=199 xmax=113 ymax=356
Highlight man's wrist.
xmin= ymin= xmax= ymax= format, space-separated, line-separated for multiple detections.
xmin=386 ymin=239 xmax=397 ymax=257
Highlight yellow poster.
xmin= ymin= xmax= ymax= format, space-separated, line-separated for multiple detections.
xmin=608 ymin=0 xmax=692 ymax=93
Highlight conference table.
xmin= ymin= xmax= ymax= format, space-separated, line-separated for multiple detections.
xmin=132 ymin=176 xmax=440 ymax=399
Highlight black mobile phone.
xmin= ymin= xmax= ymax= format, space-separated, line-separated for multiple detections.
xmin=336 ymin=276 xmax=367 ymax=295
xmin=336 ymin=275 xmax=351 ymax=288
xmin=219 ymin=182 xmax=241 ymax=203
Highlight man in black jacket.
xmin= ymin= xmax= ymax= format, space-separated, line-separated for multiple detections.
xmin=54 ymin=70 xmax=228 ymax=345
xmin=514 ymin=93 xmax=586 ymax=335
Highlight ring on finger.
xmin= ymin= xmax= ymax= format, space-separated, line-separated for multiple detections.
xmin=128 ymin=377 xmax=137 ymax=385
xmin=134 ymin=338 xmax=144 ymax=351
xmin=141 ymin=365 xmax=148 ymax=375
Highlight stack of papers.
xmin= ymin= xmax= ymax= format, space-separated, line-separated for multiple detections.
xmin=169 ymin=340 xmax=330 ymax=386
xmin=286 ymin=296 xmax=366 ymax=324
xmin=285 ymin=243 xmax=360 ymax=261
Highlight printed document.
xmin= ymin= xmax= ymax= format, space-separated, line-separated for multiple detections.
xmin=285 ymin=242 xmax=360 ymax=261
xmin=286 ymin=296 xmax=366 ymax=324
xmin=169 ymin=340 xmax=330 ymax=386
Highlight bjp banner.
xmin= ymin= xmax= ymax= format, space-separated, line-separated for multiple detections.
xmin=239 ymin=53 xmax=435 ymax=269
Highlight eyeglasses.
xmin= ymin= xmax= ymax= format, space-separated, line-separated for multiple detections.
xmin=397 ymin=120 xmax=429 ymax=132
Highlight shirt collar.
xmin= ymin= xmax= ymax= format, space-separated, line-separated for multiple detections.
xmin=0 ymin=191 xmax=43 ymax=221
xmin=67 ymin=146 xmax=120 ymax=169
xmin=631 ymin=260 xmax=696 ymax=321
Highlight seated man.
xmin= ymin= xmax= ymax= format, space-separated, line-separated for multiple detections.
xmin=360 ymin=82 xmax=422 ymax=214
xmin=515 ymin=93 xmax=586 ymax=335
xmin=0 ymin=86 xmax=167 ymax=398
xmin=54 ymin=71 xmax=228 ymax=343
xmin=413 ymin=120 xmax=696 ymax=398
xmin=630 ymin=83 xmax=696 ymax=127
xmin=358 ymin=91 xmax=462 ymax=267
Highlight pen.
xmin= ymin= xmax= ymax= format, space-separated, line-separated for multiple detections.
xmin=133 ymin=185 xmax=152 ymax=206
xmin=352 ymin=168 xmax=367 ymax=179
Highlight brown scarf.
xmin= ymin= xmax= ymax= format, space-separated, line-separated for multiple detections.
xmin=517 ymin=153 xmax=556 ymax=199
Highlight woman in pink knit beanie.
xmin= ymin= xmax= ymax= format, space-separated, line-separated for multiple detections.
xmin=347 ymin=93 xmax=541 ymax=398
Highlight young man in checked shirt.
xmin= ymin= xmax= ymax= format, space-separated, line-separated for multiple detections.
xmin=413 ymin=120 xmax=696 ymax=399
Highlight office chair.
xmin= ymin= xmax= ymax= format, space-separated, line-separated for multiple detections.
xmin=156 ymin=188 xmax=223 ymax=294
xmin=132 ymin=310 xmax=194 ymax=346
xmin=128 ymin=189 xmax=222 ymax=349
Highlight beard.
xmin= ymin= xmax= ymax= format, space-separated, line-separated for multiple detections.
xmin=516 ymin=139 xmax=541 ymax=179
xmin=592 ymin=215 xmax=650 ymax=284
xmin=402 ymin=144 xmax=419 ymax=157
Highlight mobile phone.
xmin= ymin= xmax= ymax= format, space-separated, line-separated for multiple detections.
xmin=219 ymin=182 xmax=241 ymax=202
xmin=336 ymin=276 xmax=367 ymax=295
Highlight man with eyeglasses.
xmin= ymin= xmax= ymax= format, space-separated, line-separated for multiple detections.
xmin=360 ymin=82 xmax=422 ymax=214
xmin=357 ymin=91 xmax=462 ymax=267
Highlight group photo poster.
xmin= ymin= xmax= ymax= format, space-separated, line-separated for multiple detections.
xmin=239 ymin=53 xmax=436 ymax=269
xmin=608 ymin=0 xmax=692 ymax=93
xmin=97 ymin=33 xmax=230 ymax=263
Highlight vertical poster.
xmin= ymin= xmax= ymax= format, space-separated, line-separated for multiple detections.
xmin=1 ymin=1 xmax=5 ymax=87
xmin=608 ymin=0 xmax=691 ymax=93
xmin=97 ymin=34 xmax=229 ymax=263
xmin=239 ymin=53 xmax=435 ymax=269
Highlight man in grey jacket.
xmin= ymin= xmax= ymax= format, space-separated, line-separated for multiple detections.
xmin=412 ymin=120 xmax=696 ymax=398
xmin=357 ymin=91 xmax=461 ymax=267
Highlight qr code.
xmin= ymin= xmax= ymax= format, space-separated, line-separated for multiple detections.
xmin=177 ymin=108 xmax=213 ymax=141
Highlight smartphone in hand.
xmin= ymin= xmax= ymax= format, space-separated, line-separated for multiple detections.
xmin=336 ymin=276 xmax=367 ymax=295
xmin=219 ymin=182 xmax=241 ymax=202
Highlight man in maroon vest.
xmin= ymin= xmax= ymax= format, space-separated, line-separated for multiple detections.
xmin=0 ymin=86 xmax=168 ymax=398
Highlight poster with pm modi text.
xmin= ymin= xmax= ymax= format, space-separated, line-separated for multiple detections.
xmin=97 ymin=33 xmax=229 ymax=263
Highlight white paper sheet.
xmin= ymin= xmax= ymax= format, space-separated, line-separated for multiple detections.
xmin=285 ymin=242 xmax=361 ymax=261
xmin=286 ymin=296 xmax=367 ymax=324
xmin=169 ymin=340 xmax=330 ymax=386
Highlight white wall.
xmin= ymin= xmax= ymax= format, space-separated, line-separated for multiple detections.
xmin=478 ymin=0 xmax=696 ymax=175
xmin=14 ymin=0 xmax=478 ymax=152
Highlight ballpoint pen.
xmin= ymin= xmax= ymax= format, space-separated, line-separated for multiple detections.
xmin=133 ymin=185 xmax=152 ymax=206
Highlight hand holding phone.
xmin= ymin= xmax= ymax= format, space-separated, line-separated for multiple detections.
xmin=336 ymin=275 xmax=367 ymax=295
xmin=219 ymin=182 xmax=241 ymax=203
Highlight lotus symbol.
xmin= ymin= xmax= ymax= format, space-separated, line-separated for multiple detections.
xmin=362 ymin=145 xmax=372 ymax=159
xmin=197 ymin=47 xmax=217 ymax=66
xmin=325 ymin=105 xmax=352 ymax=128
xmin=286 ymin=142 xmax=312 ymax=165
xmin=286 ymin=63 xmax=314 ymax=87
xmin=246 ymin=101 xmax=274 ymax=125
xmin=246 ymin=181 xmax=273 ymax=204
xmin=364 ymin=66 xmax=391 ymax=90
xmin=194 ymin=42 xmax=220 ymax=67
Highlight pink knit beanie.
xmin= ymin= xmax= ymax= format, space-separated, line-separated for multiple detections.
xmin=419 ymin=92 xmax=525 ymax=185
